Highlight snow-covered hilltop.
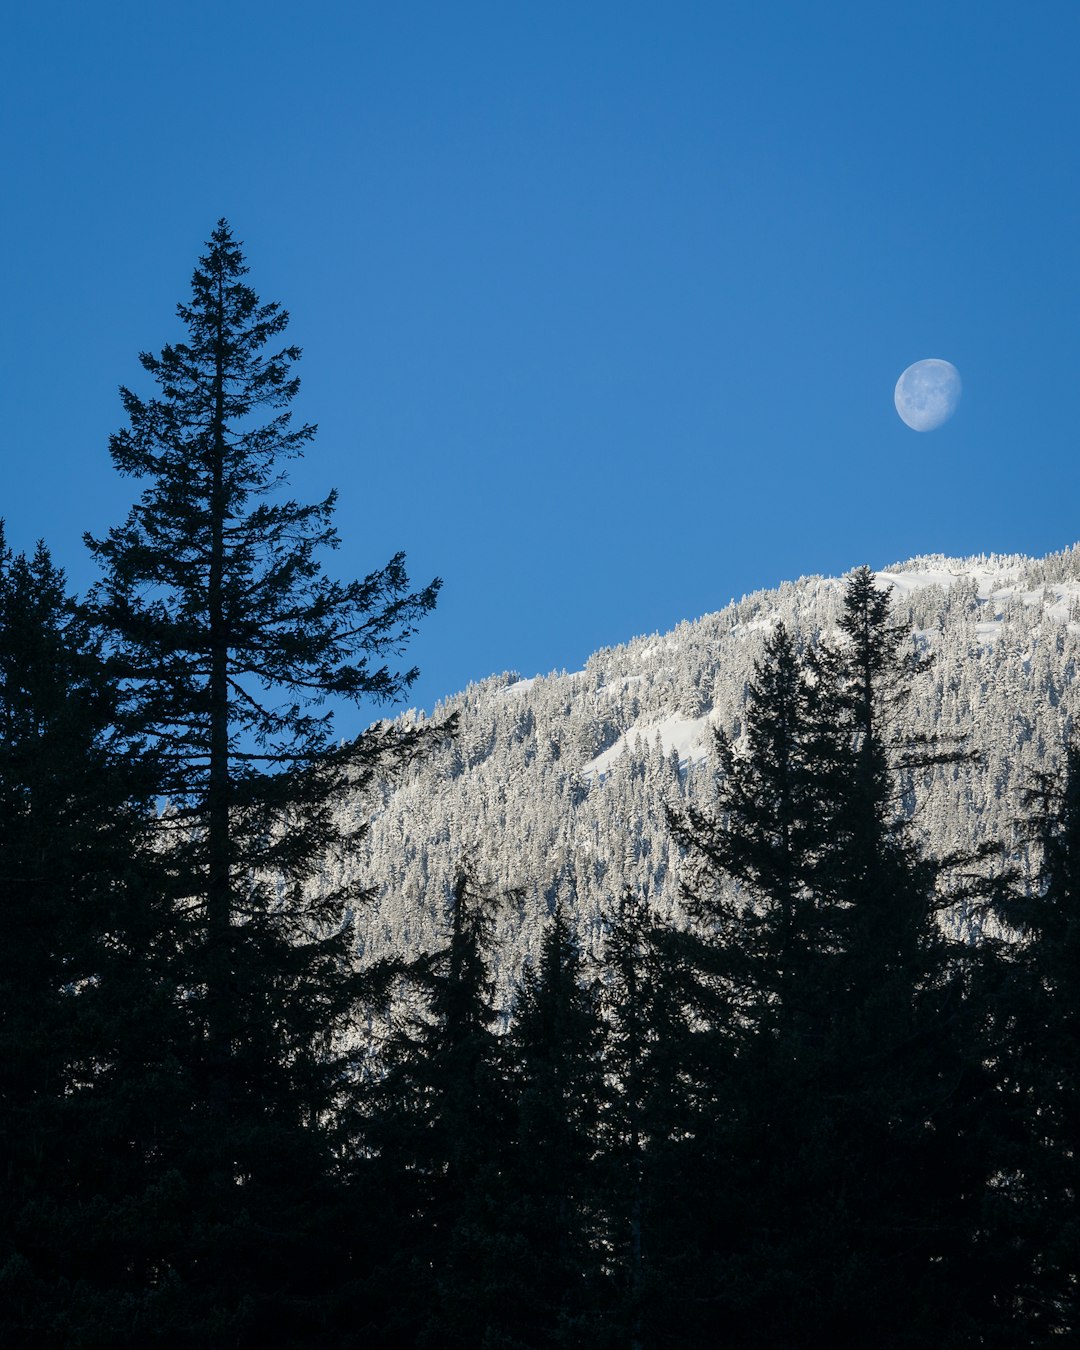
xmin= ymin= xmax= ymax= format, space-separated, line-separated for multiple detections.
xmin=338 ymin=544 xmax=1080 ymax=985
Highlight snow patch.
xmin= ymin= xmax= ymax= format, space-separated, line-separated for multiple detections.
xmin=581 ymin=712 xmax=714 ymax=779
xmin=877 ymin=565 xmax=1023 ymax=601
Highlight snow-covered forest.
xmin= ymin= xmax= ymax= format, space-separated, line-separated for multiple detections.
xmin=352 ymin=545 xmax=1080 ymax=980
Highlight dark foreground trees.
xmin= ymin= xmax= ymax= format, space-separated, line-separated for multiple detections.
xmin=996 ymin=745 xmax=1080 ymax=1338
xmin=0 ymin=533 xmax=178 ymax=1344
xmin=358 ymin=871 xmax=510 ymax=1346
xmin=668 ymin=570 xmax=1015 ymax=1348
xmin=503 ymin=894 xmax=605 ymax=1343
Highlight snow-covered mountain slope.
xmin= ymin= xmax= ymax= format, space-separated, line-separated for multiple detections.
xmin=334 ymin=544 xmax=1080 ymax=987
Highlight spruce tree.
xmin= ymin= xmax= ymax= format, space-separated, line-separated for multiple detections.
xmin=802 ymin=569 xmax=992 ymax=1346
xmin=83 ymin=220 xmax=442 ymax=1342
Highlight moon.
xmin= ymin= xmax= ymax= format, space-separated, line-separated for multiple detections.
xmin=894 ymin=359 xmax=962 ymax=431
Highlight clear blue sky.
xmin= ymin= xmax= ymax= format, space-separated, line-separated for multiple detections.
xmin=3 ymin=1 xmax=1078 ymax=718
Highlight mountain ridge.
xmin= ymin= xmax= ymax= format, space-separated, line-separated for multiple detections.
xmin=339 ymin=542 xmax=1080 ymax=988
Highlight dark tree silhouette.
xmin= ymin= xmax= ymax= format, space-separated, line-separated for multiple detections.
xmin=669 ymin=621 xmax=837 ymax=1032
xmin=84 ymin=220 xmax=442 ymax=1343
xmin=0 ymin=531 xmax=176 ymax=1344
xmin=669 ymin=570 xmax=1007 ymax=1347
xmin=502 ymin=893 xmax=606 ymax=1344
xmin=594 ymin=890 xmax=702 ymax=1350
xmin=997 ymin=746 xmax=1080 ymax=1339
xmin=359 ymin=871 xmax=509 ymax=1347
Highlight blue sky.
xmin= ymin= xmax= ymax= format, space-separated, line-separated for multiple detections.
xmin=3 ymin=2 xmax=1078 ymax=718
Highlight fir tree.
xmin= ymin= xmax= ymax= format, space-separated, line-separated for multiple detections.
xmin=666 ymin=621 xmax=842 ymax=1345
xmin=83 ymin=220 xmax=442 ymax=1342
xmin=669 ymin=571 xmax=1007 ymax=1347
xmin=668 ymin=621 xmax=837 ymax=1033
xmin=803 ymin=568 xmax=995 ymax=1346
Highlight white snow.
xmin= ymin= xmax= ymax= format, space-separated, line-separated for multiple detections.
xmin=876 ymin=565 xmax=1023 ymax=600
xmin=878 ymin=567 xmax=1080 ymax=639
xmin=581 ymin=712 xmax=714 ymax=778
xmin=876 ymin=568 xmax=966 ymax=595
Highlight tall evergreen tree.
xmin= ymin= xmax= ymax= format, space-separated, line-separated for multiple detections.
xmin=669 ymin=621 xmax=837 ymax=1032
xmin=670 ymin=571 xmax=1007 ymax=1347
xmin=810 ymin=567 xmax=943 ymax=1001
xmin=83 ymin=220 xmax=442 ymax=1342
xmin=666 ymin=621 xmax=843 ymax=1345
xmin=802 ymin=568 xmax=997 ymax=1346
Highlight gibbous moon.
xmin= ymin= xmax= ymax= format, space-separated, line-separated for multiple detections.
xmin=894 ymin=358 xmax=962 ymax=431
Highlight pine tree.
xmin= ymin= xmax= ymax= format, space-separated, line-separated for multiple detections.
xmin=798 ymin=569 xmax=991 ymax=1345
xmin=83 ymin=220 xmax=442 ymax=1342
xmin=799 ymin=569 xmax=1014 ymax=1346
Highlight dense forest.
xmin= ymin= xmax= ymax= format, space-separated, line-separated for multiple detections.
xmin=2 ymin=225 xmax=1077 ymax=1348
xmin=351 ymin=544 xmax=1080 ymax=986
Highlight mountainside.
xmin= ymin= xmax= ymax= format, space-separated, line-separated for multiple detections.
xmin=339 ymin=544 xmax=1080 ymax=992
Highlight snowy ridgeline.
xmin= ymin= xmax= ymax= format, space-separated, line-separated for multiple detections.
xmin=326 ymin=544 xmax=1080 ymax=994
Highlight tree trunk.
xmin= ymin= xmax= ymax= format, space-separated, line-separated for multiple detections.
xmin=206 ymin=283 xmax=232 ymax=1123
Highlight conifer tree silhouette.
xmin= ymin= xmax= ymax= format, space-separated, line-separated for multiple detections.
xmin=503 ymin=893 xmax=606 ymax=1342
xmin=85 ymin=220 xmax=442 ymax=1342
xmin=998 ymin=746 xmax=1080 ymax=1339
xmin=0 ymin=531 xmax=171 ymax=1343
xmin=670 ymin=570 xmax=1005 ymax=1347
